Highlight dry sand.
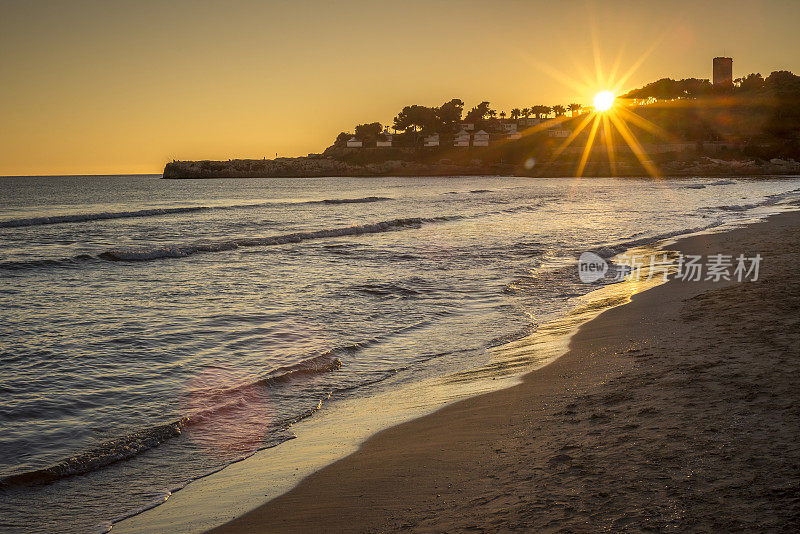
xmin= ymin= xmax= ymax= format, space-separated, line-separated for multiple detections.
xmin=211 ymin=210 xmax=800 ymax=533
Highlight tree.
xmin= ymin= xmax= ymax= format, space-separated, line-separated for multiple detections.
xmin=735 ymin=73 xmax=765 ymax=93
xmin=488 ymin=109 xmax=497 ymax=119
xmin=393 ymin=105 xmax=438 ymax=133
xmin=335 ymin=132 xmax=352 ymax=146
xmin=531 ymin=105 xmax=550 ymax=119
xmin=510 ymin=108 xmax=521 ymax=120
xmin=521 ymin=108 xmax=531 ymax=118
xmin=393 ymin=106 xmax=417 ymax=131
xmin=621 ymin=77 xmax=712 ymax=101
xmin=567 ymin=103 xmax=582 ymax=116
xmin=552 ymin=105 xmax=566 ymax=117
xmin=765 ymin=70 xmax=800 ymax=94
xmin=354 ymin=122 xmax=383 ymax=142
xmin=437 ymin=98 xmax=465 ymax=130
xmin=680 ymin=78 xmax=712 ymax=97
xmin=464 ymin=101 xmax=492 ymax=123
xmin=499 ymin=111 xmax=507 ymax=120
xmin=763 ymin=70 xmax=800 ymax=136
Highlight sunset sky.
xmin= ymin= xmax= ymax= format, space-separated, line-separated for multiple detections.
xmin=1 ymin=0 xmax=799 ymax=176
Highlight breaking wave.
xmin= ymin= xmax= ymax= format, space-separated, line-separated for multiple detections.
xmin=0 ymin=216 xmax=458 ymax=270
xmin=0 ymin=197 xmax=393 ymax=229
xmin=592 ymin=221 xmax=727 ymax=258
xmin=99 ymin=217 xmax=458 ymax=262
xmin=0 ymin=318 xmax=432 ymax=491
xmin=682 ymin=179 xmax=736 ymax=190
xmin=0 ymin=206 xmax=210 ymax=228
xmin=317 ymin=196 xmax=392 ymax=204
xmin=0 ymin=353 xmax=342 ymax=490
xmin=705 ymin=187 xmax=800 ymax=213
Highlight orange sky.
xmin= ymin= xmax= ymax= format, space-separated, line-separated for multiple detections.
xmin=1 ymin=0 xmax=798 ymax=176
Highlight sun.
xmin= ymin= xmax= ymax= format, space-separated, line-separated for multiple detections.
xmin=516 ymin=35 xmax=673 ymax=179
xmin=593 ymin=91 xmax=615 ymax=112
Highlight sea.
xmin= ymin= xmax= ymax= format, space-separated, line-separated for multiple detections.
xmin=1 ymin=174 xmax=799 ymax=533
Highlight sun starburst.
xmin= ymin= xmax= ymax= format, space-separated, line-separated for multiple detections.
xmin=514 ymin=27 xmax=676 ymax=179
xmin=593 ymin=91 xmax=615 ymax=112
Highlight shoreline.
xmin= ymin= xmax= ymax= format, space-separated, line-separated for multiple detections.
xmin=161 ymin=157 xmax=800 ymax=180
xmin=204 ymin=209 xmax=800 ymax=532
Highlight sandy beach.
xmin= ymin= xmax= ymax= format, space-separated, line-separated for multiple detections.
xmin=210 ymin=209 xmax=800 ymax=533
xmin=5 ymin=3 xmax=800 ymax=532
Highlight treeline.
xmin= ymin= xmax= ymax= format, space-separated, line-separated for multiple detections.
xmin=622 ymin=70 xmax=800 ymax=101
xmin=333 ymin=98 xmax=583 ymax=146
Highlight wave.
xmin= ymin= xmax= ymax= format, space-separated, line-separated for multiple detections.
xmin=2 ymin=201 xmax=561 ymax=270
xmin=705 ymin=187 xmax=800 ymax=213
xmin=592 ymin=221 xmax=727 ymax=258
xmin=351 ymin=281 xmax=423 ymax=298
xmin=0 ymin=198 xmax=394 ymax=229
xmin=717 ymin=203 xmax=761 ymax=211
xmin=0 ymin=353 xmax=342 ymax=490
xmin=487 ymin=323 xmax=537 ymax=347
xmin=0 ymin=206 xmax=211 ymax=228
xmin=0 ymin=319 xmax=433 ymax=491
xmin=682 ymin=179 xmax=736 ymax=190
xmin=317 ymin=196 xmax=392 ymax=204
xmin=99 ymin=217 xmax=458 ymax=262
xmin=0 ymin=254 xmax=96 ymax=271
xmin=0 ymin=420 xmax=188 ymax=489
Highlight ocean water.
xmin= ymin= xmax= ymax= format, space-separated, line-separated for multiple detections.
xmin=1 ymin=174 xmax=799 ymax=533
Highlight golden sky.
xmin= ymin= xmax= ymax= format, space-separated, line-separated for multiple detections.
xmin=1 ymin=0 xmax=798 ymax=176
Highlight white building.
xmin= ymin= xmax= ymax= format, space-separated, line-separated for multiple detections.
xmin=472 ymin=129 xmax=489 ymax=147
xmin=424 ymin=133 xmax=440 ymax=147
xmin=454 ymin=129 xmax=470 ymax=147
xmin=460 ymin=122 xmax=475 ymax=131
xmin=500 ymin=122 xmax=518 ymax=132
xmin=507 ymin=131 xmax=522 ymax=140
xmin=376 ymin=128 xmax=392 ymax=147
xmin=518 ymin=117 xmax=541 ymax=128
xmin=346 ymin=137 xmax=363 ymax=148
xmin=547 ymin=125 xmax=571 ymax=138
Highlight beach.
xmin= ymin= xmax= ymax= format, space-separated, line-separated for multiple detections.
xmin=5 ymin=2 xmax=800 ymax=532
xmin=211 ymin=209 xmax=800 ymax=533
xmin=3 ymin=176 xmax=799 ymax=533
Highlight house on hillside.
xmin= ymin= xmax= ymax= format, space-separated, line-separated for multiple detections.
xmin=472 ymin=130 xmax=489 ymax=147
xmin=547 ymin=125 xmax=571 ymax=138
xmin=346 ymin=137 xmax=363 ymax=148
xmin=424 ymin=133 xmax=440 ymax=147
xmin=377 ymin=129 xmax=392 ymax=147
xmin=454 ymin=129 xmax=470 ymax=147
xmin=518 ymin=118 xmax=541 ymax=128
xmin=507 ymin=131 xmax=522 ymax=140
xmin=460 ymin=122 xmax=475 ymax=131
xmin=501 ymin=123 xmax=518 ymax=133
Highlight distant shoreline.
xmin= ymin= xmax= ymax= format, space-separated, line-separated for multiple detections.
xmin=162 ymin=156 xmax=800 ymax=179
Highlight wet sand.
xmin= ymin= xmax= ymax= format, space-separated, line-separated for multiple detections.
xmin=211 ymin=210 xmax=800 ymax=533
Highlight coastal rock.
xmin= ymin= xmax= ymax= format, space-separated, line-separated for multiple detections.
xmin=162 ymin=155 xmax=800 ymax=179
